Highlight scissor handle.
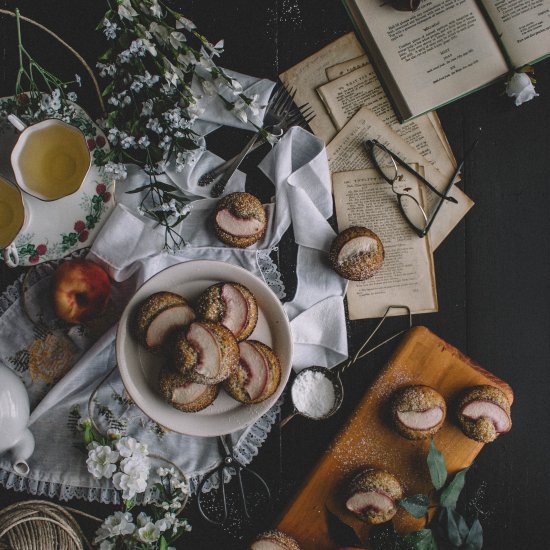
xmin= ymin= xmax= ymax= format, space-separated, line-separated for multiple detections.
xmin=197 ymin=466 xmax=229 ymax=526
xmin=238 ymin=466 xmax=271 ymax=519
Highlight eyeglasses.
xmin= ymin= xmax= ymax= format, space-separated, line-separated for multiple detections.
xmin=364 ymin=139 xmax=477 ymax=238
xmin=388 ymin=0 xmax=422 ymax=11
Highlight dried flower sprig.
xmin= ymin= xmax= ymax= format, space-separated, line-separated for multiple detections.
xmin=97 ymin=0 xmax=257 ymax=250
xmin=5 ymin=9 xmax=82 ymax=125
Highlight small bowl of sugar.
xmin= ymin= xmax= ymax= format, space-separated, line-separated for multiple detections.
xmin=280 ymin=366 xmax=344 ymax=426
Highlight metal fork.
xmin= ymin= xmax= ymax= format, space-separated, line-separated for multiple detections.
xmin=201 ymin=85 xmax=310 ymax=197
xmin=201 ymin=105 xmax=314 ymax=193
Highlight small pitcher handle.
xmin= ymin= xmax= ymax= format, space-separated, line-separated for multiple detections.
xmin=7 ymin=114 xmax=27 ymax=132
xmin=3 ymin=243 xmax=19 ymax=268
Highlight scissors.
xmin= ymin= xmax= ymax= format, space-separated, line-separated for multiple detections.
xmin=197 ymin=434 xmax=271 ymax=525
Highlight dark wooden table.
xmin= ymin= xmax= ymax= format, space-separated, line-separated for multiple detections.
xmin=1 ymin=1 xmax=549 ymax=549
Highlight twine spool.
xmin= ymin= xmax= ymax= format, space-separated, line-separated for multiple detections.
xmin=0 ymin=501 xmax=97 ymax=550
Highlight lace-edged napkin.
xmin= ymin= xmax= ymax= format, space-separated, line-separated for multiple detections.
xmin=0 ymin=119 xmax=348 ymax=502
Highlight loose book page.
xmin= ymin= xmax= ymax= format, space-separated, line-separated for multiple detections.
xmin=326 ymin=106 xmax=474 ymax=249
xmin=333 ymin=168 xmax=438 ymax=319
xmin=480 ymin=0 xmax=550 ymax=66
xmin=279 ymin=33 xmax=364 ymax=143
xmin=325 ymin=55 xmax=369 ymax=80
xmin=350 ymin=0 xmax=508 ymax=118
xmin=317 ymin=63 xmax=456 ymax=180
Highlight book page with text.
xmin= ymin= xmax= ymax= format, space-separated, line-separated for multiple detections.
xmin=279 ymin=33 xmax=363 ymax=143
xmin=353 ymin=0 xmax=508 ymax=116
xmin=480 ymin=0 xmax=550 ymax=67
xmin=333 ymin=168 xmax=438 ymax=319
xmin=316 ymin=63 xmax=456 ymax=180
xmin=326 ymin=107 xmax=473 ymax=249
xmin=326 ymin=55 xmax=369 ymax=80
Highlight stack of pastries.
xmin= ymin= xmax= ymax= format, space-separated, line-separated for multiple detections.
xmin=132 ymin=281 xmax=281 ymax=412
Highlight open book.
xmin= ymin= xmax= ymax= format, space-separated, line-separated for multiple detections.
xmin=342 ymin=0 xmax=550 ymax=120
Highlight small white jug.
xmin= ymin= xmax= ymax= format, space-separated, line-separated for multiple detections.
xmin=0 ymin=364 xmax=34 ymax=475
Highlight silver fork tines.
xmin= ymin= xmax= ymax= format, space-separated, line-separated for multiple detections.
xmin=197 ymin=84 xmax=312 ymax=196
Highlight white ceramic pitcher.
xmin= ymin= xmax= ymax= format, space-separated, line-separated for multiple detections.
xmin=0 ymin=364 xmax=34 ymax=475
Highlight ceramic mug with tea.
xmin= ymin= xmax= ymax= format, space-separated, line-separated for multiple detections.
xmin=8 ymin=114 xmax=91 ymax=202
xmin=0 ymin=176 xmax=25 ymax=267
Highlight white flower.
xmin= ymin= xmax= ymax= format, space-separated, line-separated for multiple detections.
xmin=155 ymin=517 xmax=171 ymax=532
xmin=97 ymin=63 xmax=116 ymax=78
xmin=169 ymin=31 xmax=186 ymax=49
xmin=102 ymin=18 xmax=119 ymax=39
xmin=141 ymin=99 xmax=154 ymax=116
xmin=112 ymin=456 xmax=149 ymax=499
xmin=94 ymin=511 xmax=135 ymax=543
xmin=118 ymin=0 xmax=138 ymax=20
xmin=86 ymin=443 xmax=119 ymax=480
xmin=232 ymin=98 xmax=248 ymax=124
xmin=150 ymin=0 xmax=162 ymax=19
xmin=99 ymin=540 xmax=115 ymax=550
xmin=146 ymin=117 xmax=163 ymax=134
xmin=177 ymin=51 xmax=196 ymax=68
xmin=136 ymin=511 xmax=152 ymax=527
xmin=137 ymin=522 xmax=160 ymax=543
xmin=176 ymin=16 xmax=196 ymax=31
xmin=138 ymin=136 xmax=150 ymax=148
xmin=67 ymin=92 xmax=78 ymax=102
xmin=117 ymin=437 xmax=149 ymax=459
xmin=121 ymin=135 xmax=136 ymax=149
xmin=104 ymin=161 xmax=128 ymax=181
xmin=75 ymin=74 xmax=82 ymax=87
xmin=149 ymin=21 xmax=169 ymax=43
xmin=506 ymin=72 xmax=538 ymax=106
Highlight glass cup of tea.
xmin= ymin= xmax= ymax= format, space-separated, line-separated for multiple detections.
xmin=8 ymin=114 xmax=91 ymax=202
xmin=0 ymin=175 xmax=26 ymax=267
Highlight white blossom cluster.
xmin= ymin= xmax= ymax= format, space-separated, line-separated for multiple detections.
xmin=96 ymin=0 xmax=261 ymax=249
xmin=86 ymin=433 xmax=192 ymax=549
xmin=87 ymin=436 xmax=150 ymax=500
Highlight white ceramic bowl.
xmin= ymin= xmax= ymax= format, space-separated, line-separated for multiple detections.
xmin=116 ymin=260 xmax=293 ymax=436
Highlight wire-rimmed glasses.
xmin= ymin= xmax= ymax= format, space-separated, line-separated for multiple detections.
xmin=365 ymin=139 xmax=463 ymax=238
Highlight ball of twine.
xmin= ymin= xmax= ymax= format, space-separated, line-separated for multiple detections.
xmin=0 ymin=500 xmax=95 ymax=550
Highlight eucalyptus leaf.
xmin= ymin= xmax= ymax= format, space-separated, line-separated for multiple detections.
xmin=439 ymin=466 xmax=470 ymax=508
xmin=441 ymin=507 xmax=469 ymax=546
xmin=427 ymin=440 xmax=447 ymax=490
xmin=399 ymin=494 xmax=429 ymax=518
xmin=403 ymin=529 xmax=437 ymax=550
xmin=464 ymin=518 xmax=483 ymax=550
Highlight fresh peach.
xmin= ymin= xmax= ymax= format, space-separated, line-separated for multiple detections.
xmin=52 ymin=259 xmax=111 ymax=324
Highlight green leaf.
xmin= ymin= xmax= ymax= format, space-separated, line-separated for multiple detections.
xmin=439 ymin=466 xmax=470 ymax=508
xmin=427 ymin=439 xmax=447 ymax=490
xmin=441 ymin=507 xmax=468 ymax=546
xmin=83 ymin=424 xmax=94 ymax=445
xmin=464 ymin=518 xmax=483 ymax=550
xmin=403 ymin=529 xmax=437 ymax=550
xmin=126 ymin=183 xmax=154 ymax=194
xmin=399 ymin=494 xmax=429 ymax=518
xmin=159 ymin=536 xmax=169 ymax=550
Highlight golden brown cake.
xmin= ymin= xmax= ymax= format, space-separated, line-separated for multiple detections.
xmin=457 ymin=384 xmax=512 ymax=442
xmin=249 ymin=529 xmax=301 ymax=550
xmin=196 ymin=282 xmax=258 ymax=342
xmin=391 ymin=384 xmax=446 ymax=440
xmin=329 ymin=226 xmax=384 ymax=281
xmin=345 ymin=469 xmax=403 ymax=525
xmin=171 ymin=321 xmax=239 ymax=385
xmin=132 ymin=291 xmax=195 ymax=350
xmin=159 ymin=368 xmax=219 ymax=412
xmin=224 ymin=340 xmax=281 ymax=404
xmin=214 ymin=192 xmax=267 ymax=248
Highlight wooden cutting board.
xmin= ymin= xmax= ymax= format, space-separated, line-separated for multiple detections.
xmin=275 ymin=326 xmax=513 ymax=549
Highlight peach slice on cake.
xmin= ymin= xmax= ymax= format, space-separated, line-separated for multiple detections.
xmin=197 ymin=282 xmax=258 ymax=341
xmin=457 ymin=385 xmax=512 ymax=442
xmin=224 ymin=340 xmax=281 ymax=404
xmin=171 ymin=321 xmax=239 ymax=385
xmin=133 ymin=291 xmax=195 ymax=351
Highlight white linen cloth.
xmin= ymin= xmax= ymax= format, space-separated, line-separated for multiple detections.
xmin=0 ymin=74 xmax=348 ymax=502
